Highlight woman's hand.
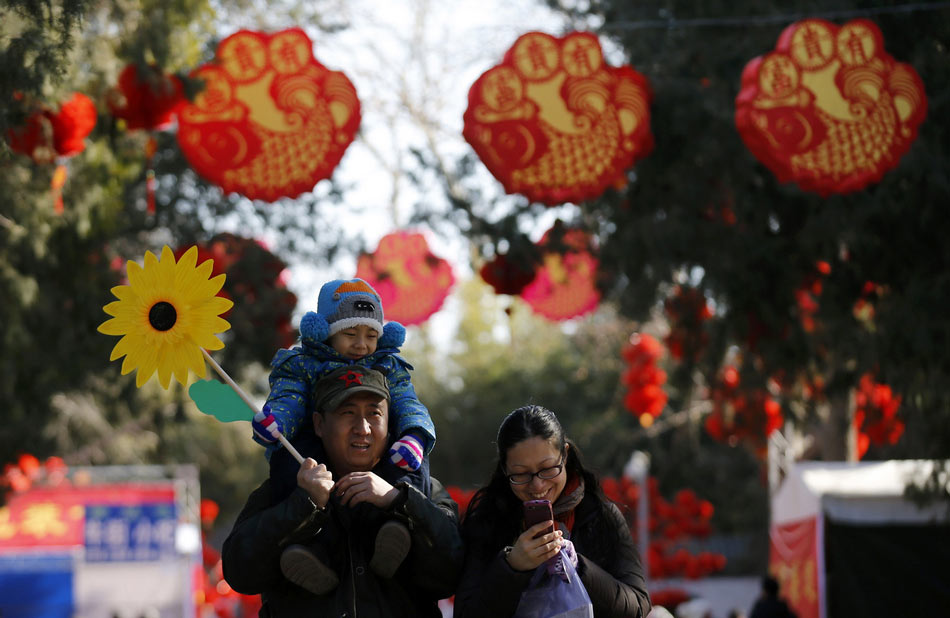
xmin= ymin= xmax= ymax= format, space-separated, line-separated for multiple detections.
xmin=334 ymin=471 xmax=400 ymax=508
xmin=297 ymin=458 xmax=334 ymax=509
xmin=505 ymin=521 xmax=563 ymax=572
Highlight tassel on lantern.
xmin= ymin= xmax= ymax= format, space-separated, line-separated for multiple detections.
xmin=51 ymin=164 xmax=68 ymax=214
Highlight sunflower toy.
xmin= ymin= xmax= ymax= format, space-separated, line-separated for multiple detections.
xmin=99 ymin=245 xmax=303 ymax=461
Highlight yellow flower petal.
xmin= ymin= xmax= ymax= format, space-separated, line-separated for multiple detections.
xmin=206 ymin=273 xmax=227 ymax=296
xmin=109 ymin=335 xmax=134 ymax=362
xmin=98 ymin=317 xmax=122 ymax=335
xmin=195 ymin=259 xmax=214 ymax=281
xmin=207 ymin=296 xmax=234 ymax=315
xmin=171 ymin=344 xmax=194 ymax=385
xmin=177 ymin=246 xmax=198 ymax=271
xmin=126 ymin=259 xmax=144 ymax=289
xmin=203 ymin=336 xmax=226 ymax=351
xmin=100 ymin=300 xmax=128 ymax=319
xmin=187 ymin=345 xmax=206 ymax=377
xmin=156 ymin=363 xmax=173 ymax=389
xmin=99 ymin=244 xmax=234 ymax=389
xmin=110 ymin=285 xmax=135 ymax=301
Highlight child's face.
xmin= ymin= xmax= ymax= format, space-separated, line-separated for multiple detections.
xmin=328 ymin=324 xmax=379 ymax=359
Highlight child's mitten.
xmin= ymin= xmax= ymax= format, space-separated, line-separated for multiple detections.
xmin=388 ymin=434 xmax=424 ymax=471
xmin=252 ymin=405 xmax=282 ymax=443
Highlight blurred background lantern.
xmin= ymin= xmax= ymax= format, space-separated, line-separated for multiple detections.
xmin=355 ymin=231 xmax=455 ymax=326
xmin=6 ymin=92 xmax=97 ymax=213
xmin=107 ymin=63 xmax=185 ymax=213
xmin=621 ymin=333 xmax=669 ymax=427
xmin=479 ymin=251 xmax=539 ymax=297
xmin=852 ymin=372 xmax=904 ymax=460
xmin=107 ymin=64 xmax=183 ymax=132
xmin=520 ymin=223 xmax=600 ymax=321
xmin=704 ymin=365 xmax=783 ymax=459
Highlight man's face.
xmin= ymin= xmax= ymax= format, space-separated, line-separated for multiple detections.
xmin=313 ymin=392 xmax=389 ymax=475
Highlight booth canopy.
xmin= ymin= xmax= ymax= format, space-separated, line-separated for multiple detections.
xmin=772 ymin=460 xmax=946 ymax=526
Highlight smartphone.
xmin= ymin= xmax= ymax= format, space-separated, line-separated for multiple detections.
xmin=523 ymin=499 xmax=554 ymax=539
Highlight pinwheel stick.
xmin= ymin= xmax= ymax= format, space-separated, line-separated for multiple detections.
xmin=200 ymin=348 xmax=304 ymax=464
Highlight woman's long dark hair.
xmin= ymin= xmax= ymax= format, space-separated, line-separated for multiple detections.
xmin=463 ymin=405 xmax=620 ymax=560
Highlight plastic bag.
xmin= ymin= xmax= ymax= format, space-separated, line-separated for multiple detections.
xmin=547 ymin=539 xmax=578 ymax=581
xmin=513 ymin=547 xmax=594 ymax=618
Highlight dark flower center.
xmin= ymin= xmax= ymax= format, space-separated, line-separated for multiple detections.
xmin=148 ymin=301 xmax=177 ymax=331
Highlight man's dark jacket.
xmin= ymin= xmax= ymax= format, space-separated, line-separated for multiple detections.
xmin=222 ymin=448 xmax=463 ymax=617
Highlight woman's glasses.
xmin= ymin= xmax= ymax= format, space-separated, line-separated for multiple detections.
xmin=506 ymin=459 xmax=564 ymax=485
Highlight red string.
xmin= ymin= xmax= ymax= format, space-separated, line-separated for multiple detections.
xmin=145 ymin=135 xmax=157 ymax=214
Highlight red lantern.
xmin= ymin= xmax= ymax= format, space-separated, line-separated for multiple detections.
xmin=356 ymin=231 xmax=455 ymax=326
xmin=736 ymin=18 xmax=927 ymax=196
xmin=520 ymin=225 xmax=600 ymax=320
xmin=664 ymin=285 xmax=712 ymax=361
xmin=7 ymin=93 xmax=97 ymax=213
xmin=7 ymin=92 xmax=97 ymax=163
xmin=705 ymin=367 xmax=784 ymax=456
xmin=108 ymin=64 xmax=184 ymax=131
xmin=621 ymin=333 xmax=668 ymax=425
xmin=463 ymin=31 xmax=653 ymax=205
xmin=177 ymin=28 xmax=360 ymax=201
xmin=107 ymin=63 xmax=185 ymax=213
xmin=479 ymin=252 xmax=538 ymax=296
xmin=50 ymin=93 xmax=98 ymax=157
xmin=853 ymin=372 xmax=904 ymax=459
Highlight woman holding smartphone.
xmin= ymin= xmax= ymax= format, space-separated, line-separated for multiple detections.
xmin=454 ymin=405 xmax=652 ymax=618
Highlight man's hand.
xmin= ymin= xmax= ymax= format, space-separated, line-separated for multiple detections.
xmin=333 ymin=471 xmax=399 ymax=508
xmin=505 ymin=522 xmax=563 ymax=572
xmin=297 ymin=458 xmax=333 ymax=509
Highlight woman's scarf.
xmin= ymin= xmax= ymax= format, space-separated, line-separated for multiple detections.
xmin=552 ymin=474 xmax=585 ymax=534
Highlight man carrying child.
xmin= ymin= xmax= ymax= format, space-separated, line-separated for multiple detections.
xmin=222 ymin=365 xmax=463 ymax=616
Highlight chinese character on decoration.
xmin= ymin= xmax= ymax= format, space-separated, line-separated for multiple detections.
xmin=520 ymin=224 xmax=600 ymax=321
xmin=107 ymin=64 xmax=185 ymax=214
xmin=770 ymin=517 xmax=820 ymax=618
xmin=177 ymin=28 xmax=360 ymax=202
xmin=853 ymin=372 xmax=904 ymax=459
xmin=463 ymin=31 xmax=653 ymax=205
xmin=174 ymin=234 xmax=298 ymax=354
xmin=621 ymin=333 xmax=668 ymax=427
xmin=704 ymin=366 xmax=783 ymax=457
xmin=6 ymin=92 xmax=97 ymax=213
xmin=735 ymin=18 xmax=927 ymax=196
xmin=355 ymin=231 xmax=455 ymax=326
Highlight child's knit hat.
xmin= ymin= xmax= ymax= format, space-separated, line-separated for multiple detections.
xmin=299 ymin=278 xmax=406 ymax=348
